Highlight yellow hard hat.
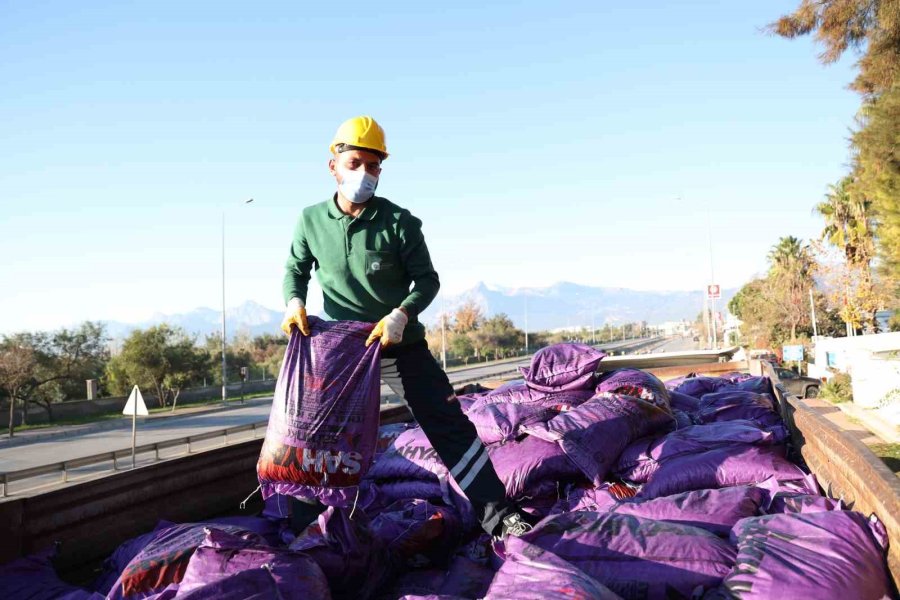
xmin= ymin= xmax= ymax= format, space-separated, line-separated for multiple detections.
xmin=330 ymin=115 xmax=388 ymax=159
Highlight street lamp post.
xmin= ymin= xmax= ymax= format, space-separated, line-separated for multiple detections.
xmin=221 ymin=198 xmax=255 ymax=406
xmin=524 ymin=295 xmax=529 ymax=354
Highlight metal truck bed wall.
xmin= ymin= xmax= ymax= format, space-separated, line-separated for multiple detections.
xmin=1 ymin=361 xmax=898 ymax=591
xmin=761 ymin=361 xmax=900 ymax=591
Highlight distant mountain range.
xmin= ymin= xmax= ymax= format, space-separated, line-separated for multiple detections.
xmin=102 ymin=301 xmax=284 ymax=341
xmin=101 ymin=281 xmax=736 ymax=341
xmin=419 ymin=282 xmax=736 ymax=331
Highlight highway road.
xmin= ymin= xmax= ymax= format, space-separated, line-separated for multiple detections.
xmin=0 ymin=336 xmax=665 ymax=495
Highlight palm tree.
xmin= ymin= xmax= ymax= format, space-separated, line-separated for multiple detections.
xmin=767 ymin=236 xmax=814 ymax=341
xmin=815 ymin=177 xmax=875 ymax=268
xmin=768 ymin=236 xmax=812 ymax=278
xmin=815 ymin=176 xmax=879 ymax=332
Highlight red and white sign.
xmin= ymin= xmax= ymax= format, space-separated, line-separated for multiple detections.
xmin=707 ymin=284 xmax=721 ymax=299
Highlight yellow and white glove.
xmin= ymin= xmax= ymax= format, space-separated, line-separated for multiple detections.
xmin=366 ymin=308 xmax=408 ymax=348
xmin=281 ymin=298 xmax=310 ymax=336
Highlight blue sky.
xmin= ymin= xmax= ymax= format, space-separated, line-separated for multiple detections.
xmin=0 ymin=1 xmax=860 ymax=333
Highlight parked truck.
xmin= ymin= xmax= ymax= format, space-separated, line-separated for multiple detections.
xmin=1 ymin=350 xmax=898 ymax=595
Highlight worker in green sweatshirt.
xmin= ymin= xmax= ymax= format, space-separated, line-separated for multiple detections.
xmin=280 ymin=115 xmax=533 ymax=539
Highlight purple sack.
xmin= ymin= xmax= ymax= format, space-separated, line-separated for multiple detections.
xmin=520 ymin=511 xmax=736 ymax=599
xmin=614 ymin=420 xmax=787 ymax=483
xmin=262 ymin=493 xmax=292 ymax=521
xmin=519 ymin=343 xmax=607 ymax=392
xmin=639 ymin=445 xmax=810 ymax=500
xmin=373 ymin=422 xmax=415 ymax=463
xmin=523 ymin=393 xmax=675 ymax=486
xmin=438 ymin=554 xmax=497 ymax=599
xmin=92 ymin=527 xmax=167 ymax=595
xmin=397 ymin=594 xmax=469 ymax=600
xmin=369 ymin=499 xmax=462 ymax=568
xmin=763 ymin=492 xmax=843 ymax=515
xmin=558 ymin=483 xmax=633 ymax=514
xmin=696 ymin=390 xmax=781 ymax=428
xmin=721 ymin=511 xmax=891 ymax=599
xmin=204 ymin=516 xmax=283 ymax=547
xmin=670 ymin=376 xmax=733 ymax=399
xmin=463 ymin=387 xmax=594 ymax=445
xmin=366 ymin=426 xmax=446 ymax=483
xmin=378 ymin=570 xmax=447 ymax=599
xmin=609 ymin=486 xmax=766 ymax=537
xmin=106 ymin=523 xmax=265 ymax=600
xmin=289 ymin=507 xmax=390 ymax=600
xmin=594 ymin=368 xmax=671 ymax=412
xmin=176 ymin=528 xmax=330 ymax=600
xmin=730 ymin=375 xmax=773 ymax=395
xmin=358 ymin=479 xmax=446 ymax=517
xmin=487 ymin=434 xmax=584 ymax=498
xmin=0 ymin=548 xmax=102 ymax=600
xmin=258 ymin=319 xmax=381 ymax=507
xmin=486 ymin=537 xmax=623 ymax=599
xmin=669 ymin=390 xmax=701 ymax=413
xmin=672 ymin=408 xmax=694 ymax=429
xmin=439 ymin=534 xmax=497 ymax=598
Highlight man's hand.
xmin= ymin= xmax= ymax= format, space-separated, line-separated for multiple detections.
xmin=366 ymin=308 xmax=408 ymax=348
xmin=281 ymin=298 xmax=310 ymax=336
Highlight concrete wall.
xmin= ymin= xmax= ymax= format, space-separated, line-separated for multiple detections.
xmin=808 ymin=332 xmax=900 ymax=409
xmin=1 ymin=380 xmax=277 ymax=428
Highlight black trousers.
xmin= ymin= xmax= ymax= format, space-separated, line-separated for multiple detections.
xmin=291 ymin=340 xmax=514 ymax=535
xmin=380 ymin=339 xmax=513 ymax=535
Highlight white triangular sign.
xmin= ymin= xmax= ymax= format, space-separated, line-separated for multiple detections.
xmin=123 ymin=385 xmax=149 ymax=416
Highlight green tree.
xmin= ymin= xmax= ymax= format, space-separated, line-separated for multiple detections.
xmin=769 ymin=0 xmax=900 ymax=96
xmin=0 ymin=322 xmax=109 ymax=423
xmin=453 ymin=301 xmax=484 ymax=334
xmin=202 ymin=333 xmax=255 ymax=386
xmin=767 ymin=236 xmax=816 ymax=341
xmin=0 ymin=345 xmax=36 ymax=437
xmin=814 ymin=178 xmax=887 ymax=330
xmin=771 ymin=1 xmax=900 ymax=287
xmin=853 ymin=85 xmax=900 ymax=281
xmin=471 ymin=314 xmax=524 ymax=361
xmin=107 ymin=325 xmax=210 ymax=408
xmin=816 ymin=177 xmax=875 ymax=266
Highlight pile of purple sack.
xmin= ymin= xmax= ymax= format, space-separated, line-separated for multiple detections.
xmin=2 ymin=343 xmax=895 ymax=600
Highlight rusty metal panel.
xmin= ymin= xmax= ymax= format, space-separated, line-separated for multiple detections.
xmin=645 ymin=360 xmax=748 ymax=380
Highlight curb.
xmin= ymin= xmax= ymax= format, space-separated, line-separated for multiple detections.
xmin=837 ymin=402 xmax=900 ymax=445
xmin=0 ymin=396 xmax=276 ymax=449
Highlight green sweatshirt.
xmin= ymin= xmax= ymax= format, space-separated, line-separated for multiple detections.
xmin=282 ymin=195 xmax=440 ymax=346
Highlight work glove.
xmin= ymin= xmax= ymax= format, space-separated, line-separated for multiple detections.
xmin=281 ymin=298 xmax=310 ymax=336
xmin=366 ymin=308 xmax=408 ymax=348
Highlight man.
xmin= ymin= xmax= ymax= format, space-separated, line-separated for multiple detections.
xmin=280 ymin=115 xmax=533 ymax=538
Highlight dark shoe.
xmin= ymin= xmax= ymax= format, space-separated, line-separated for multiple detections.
xmin=498 ymin=511 xmax=535 ymax=539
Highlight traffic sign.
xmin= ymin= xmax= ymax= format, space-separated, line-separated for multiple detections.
xmin=123 ymin=385 xmax=149 ymax=416
xmin=783 ymin=345 xmax=804 ymax=362
xmin=707 ymin=284 xmax=721 ymax=299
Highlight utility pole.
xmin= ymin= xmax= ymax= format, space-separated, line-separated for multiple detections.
xmin=524 ymin=295 xmax=529 ymax=354
xmin=221 ymin=198 xmax=254 ymax=406
xmin=221 ymin=211 xmax=227 ymax=406
xmin=707 ymin=208 xmax=718 ymax=350
xmin=703 ymin=293 xmax=711 ymax=350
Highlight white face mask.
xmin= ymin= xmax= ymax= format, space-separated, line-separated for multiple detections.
xmin=338 ymin=167 xmax=378 ymax=204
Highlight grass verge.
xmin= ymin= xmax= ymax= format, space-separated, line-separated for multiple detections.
xmin=869 ymin=443 xmax=900 ymax=476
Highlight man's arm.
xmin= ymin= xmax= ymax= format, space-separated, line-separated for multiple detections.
xmin=282 ymin=214 xmax=316 ymax=305
xmin=397 ymin=214 xmax=440 ymax=318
